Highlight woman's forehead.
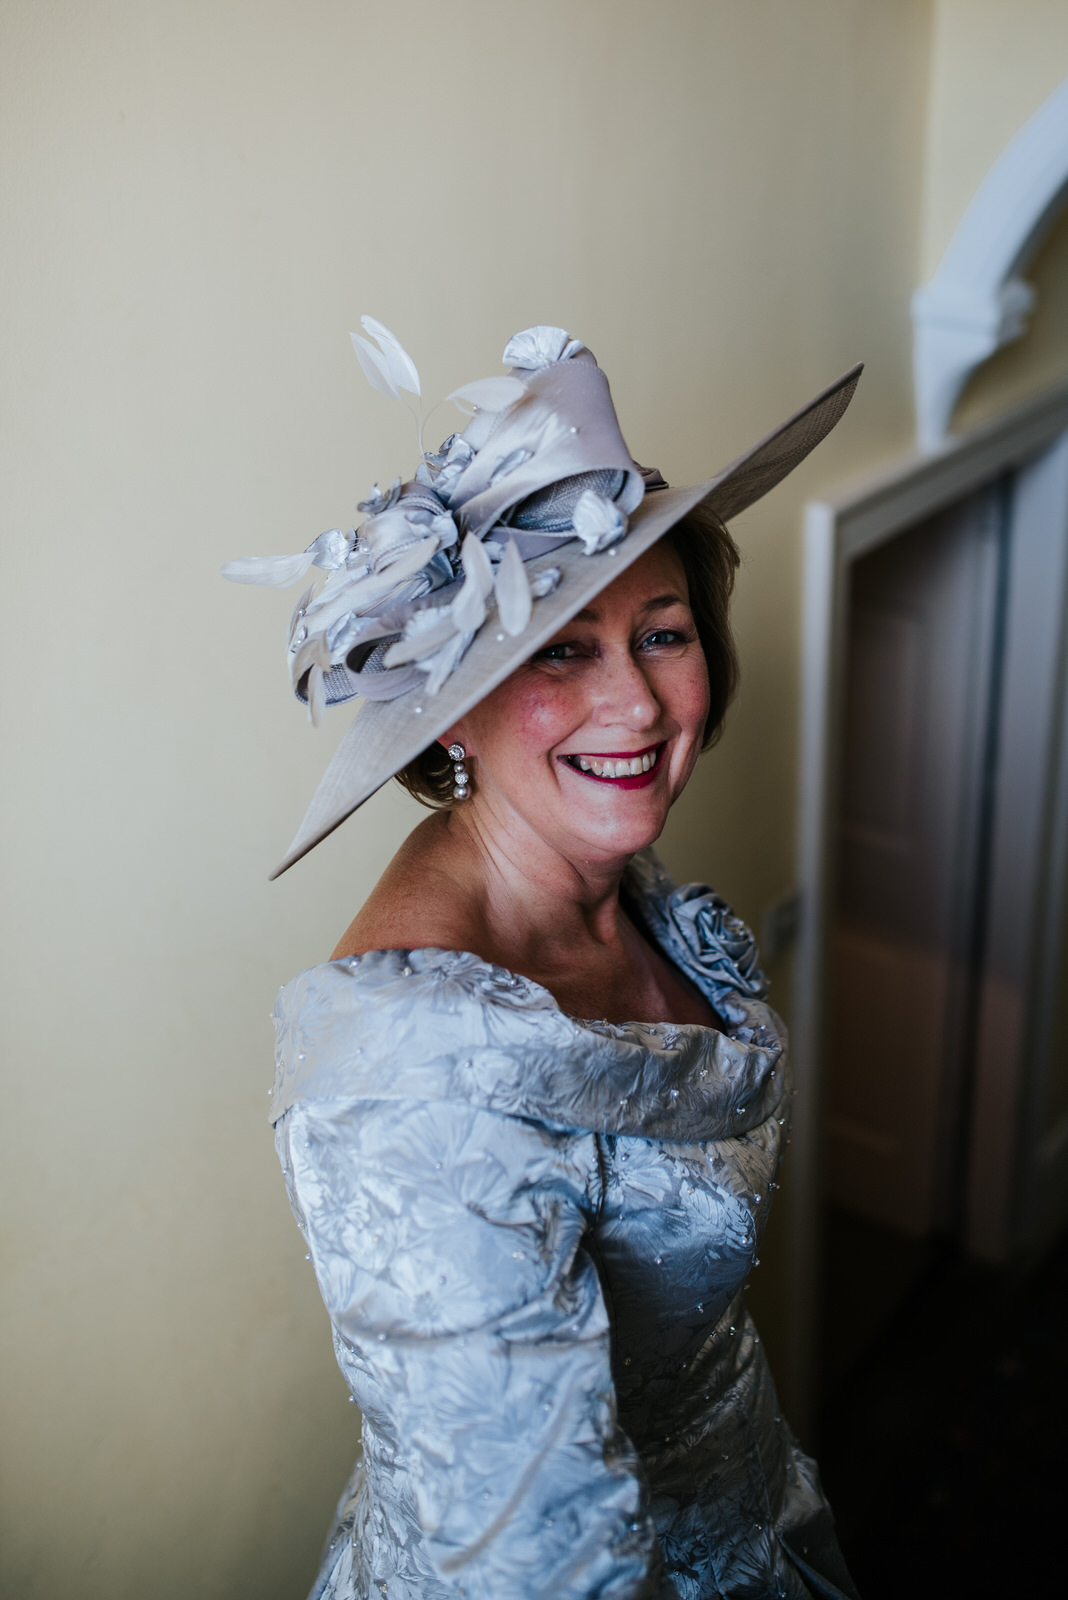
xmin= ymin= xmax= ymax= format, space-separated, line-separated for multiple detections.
xmin=564 ymin=540 xmax=690 ymax=625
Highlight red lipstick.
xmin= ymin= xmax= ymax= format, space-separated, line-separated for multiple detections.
xmin=560 ymin=743 xmax=665 ymax=790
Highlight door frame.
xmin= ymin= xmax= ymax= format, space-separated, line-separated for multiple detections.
xmin=786 ymin=378 xmax=1068 ymax=1430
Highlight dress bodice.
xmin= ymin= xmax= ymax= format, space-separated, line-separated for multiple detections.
xmin=270 ymin=850 xmax=858 ymax=1600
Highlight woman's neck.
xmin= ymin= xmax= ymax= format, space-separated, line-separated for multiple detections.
xmin=336 ymin=803 xmax=632 ymax=966
xmin=332 ymin=804 xmax=718 ymax=1029
xmin=443 ymin=798 xmax=634 ymax=958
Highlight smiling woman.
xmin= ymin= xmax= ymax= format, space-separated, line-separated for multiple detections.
xmin=226 ymin=323 xmax=862 ymax=1598
xmin=339 ymin=541 xmax=721 ymax=1026
xmin=395 ymin=508 xmax=740 ymax=810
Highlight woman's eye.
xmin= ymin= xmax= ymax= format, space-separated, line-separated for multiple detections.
xmin=533 ymin=641 xmax=579 ymax=662
xmin=640 ymin=629 xmax=687 ymax=650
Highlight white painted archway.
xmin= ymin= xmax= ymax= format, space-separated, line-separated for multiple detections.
xmin=912 ymin=75 xmax=1068 ymax=451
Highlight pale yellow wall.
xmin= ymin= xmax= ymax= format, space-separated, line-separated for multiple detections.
xmin=921 ymin=0 xmax=1068 ymax=274
xmin=921 ymin=2 xmax=1068 ymax=430
xmin=15 ymin=1 xmax=1061 ymax=1595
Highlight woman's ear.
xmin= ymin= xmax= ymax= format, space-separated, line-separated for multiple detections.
xmin=438 ymin=722 xmax=472 ymax=757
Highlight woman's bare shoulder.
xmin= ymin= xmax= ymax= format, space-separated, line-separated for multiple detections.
xmin=331 ymin=813 xmax=485 ymax=961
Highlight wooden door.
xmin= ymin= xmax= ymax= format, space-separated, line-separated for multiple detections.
xmin=825 ymin=487 xmax=1004 ymax=1235
xmin=967 ymin=433 xmax=1068 ymax=1260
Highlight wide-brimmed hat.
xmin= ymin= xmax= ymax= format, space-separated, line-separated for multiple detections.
xmin=224 ymin=321 xmax=860 ymax=877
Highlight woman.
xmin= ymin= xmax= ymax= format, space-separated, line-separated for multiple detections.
xmin=227 ymin=323 xmax=862 ymax=1599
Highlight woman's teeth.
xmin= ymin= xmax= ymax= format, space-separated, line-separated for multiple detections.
xmin=570 ymin=752 xmax=657 ymax=777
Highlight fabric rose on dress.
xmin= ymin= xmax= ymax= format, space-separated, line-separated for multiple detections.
xmin=667 ymin=889 xmax=768 ymax=1001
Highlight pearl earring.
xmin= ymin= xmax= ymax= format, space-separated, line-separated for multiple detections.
xmin=447 ymin=743 xmax=471 ymax=800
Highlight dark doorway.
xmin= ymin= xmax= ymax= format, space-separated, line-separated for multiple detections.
xmin=821 ymin=483 xmax=1006 ymax=1381
xmin=811 ymin=433 xmax=1068 ymax=1597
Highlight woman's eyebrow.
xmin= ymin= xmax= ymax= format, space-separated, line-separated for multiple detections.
xmin=570 ymin=591 xmax=686 ymax=624
xmin=640 ymin=591 xmax=687 ymax=613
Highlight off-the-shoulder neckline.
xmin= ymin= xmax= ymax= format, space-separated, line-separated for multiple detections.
xmin=285 ymin=851 xmax=763 ymax=1037
xmin=300 ymin=941 xmax=736 ymax=1038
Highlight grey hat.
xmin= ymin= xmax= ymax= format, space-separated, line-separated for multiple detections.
xmin=224 ymin=320 xmax=860 ymax=877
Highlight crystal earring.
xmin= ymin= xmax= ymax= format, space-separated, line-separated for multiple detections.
xmin=447 ymin=743 xmax=471 ymax=800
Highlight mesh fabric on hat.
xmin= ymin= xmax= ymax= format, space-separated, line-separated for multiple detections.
xmin=508 ymin=468 xmax=628 ymax=532
xmin=709 ymin=377 xmax=857 ymax=524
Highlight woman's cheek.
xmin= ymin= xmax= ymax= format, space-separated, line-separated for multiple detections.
xmin=665 ymin=654 xmax=710 ymax=732
xmin=507 ymin=679 xmax=577 ymax=749
xmin=469 ymin=673 xmax=575 ymax=768
xmin=689 ymin=657 xmax=712 ymax=734
xmin=668 ymin=659 xmax=711 ymax=789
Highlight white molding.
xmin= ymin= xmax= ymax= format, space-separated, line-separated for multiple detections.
xmin=780 ymin=500 xmax=838 ymax=1437
xmin=912 ymin=75 xmax=1068 ymax=451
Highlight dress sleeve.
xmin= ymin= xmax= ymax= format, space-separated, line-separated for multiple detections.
xmin=277 ymin=1093 xmax=673 ymax=1600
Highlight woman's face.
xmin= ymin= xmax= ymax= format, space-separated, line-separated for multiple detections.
xmin=447 ymin=539 xmax=711 ymax=870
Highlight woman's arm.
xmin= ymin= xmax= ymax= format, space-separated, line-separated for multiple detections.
xmin=278 ymin=1093 xmax=673 ymax=1600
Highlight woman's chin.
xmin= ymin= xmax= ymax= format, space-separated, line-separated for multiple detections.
xmin=558 ymin=792 xmax=671 ymax=861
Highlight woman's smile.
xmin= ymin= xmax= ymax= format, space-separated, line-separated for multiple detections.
xmin=561 ymin=743 xmax=665 ymax=786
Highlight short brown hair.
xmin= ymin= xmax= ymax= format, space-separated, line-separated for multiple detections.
xmin=395 ymin=509 xmax=740 ymax=808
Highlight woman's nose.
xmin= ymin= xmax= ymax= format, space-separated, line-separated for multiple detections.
xmin=591 ymin=646 xmax=661 ymax=729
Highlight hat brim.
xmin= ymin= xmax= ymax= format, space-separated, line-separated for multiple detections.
xmin=270 ymin=362 xmax=861 ymax=877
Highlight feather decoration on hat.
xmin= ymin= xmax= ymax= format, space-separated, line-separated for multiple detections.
xmin=223 ymin=317 xmax=641 ymax=716
xmin=446 ymin=377 xmax=526 ymax=415
xmin=494 ymin=538 xmax=532 ymax=636
xmin=359 ymin=316 xmax=421 ymax=396
xmin=221 ymin=550 xmax=318 ymax=588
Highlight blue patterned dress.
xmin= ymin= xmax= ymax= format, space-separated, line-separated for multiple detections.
xmin=269 ymin=850 xmax=859 ymax=1600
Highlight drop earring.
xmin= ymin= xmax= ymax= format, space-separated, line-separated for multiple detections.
xmin=447 ymin=743 xmax=471 ymax=800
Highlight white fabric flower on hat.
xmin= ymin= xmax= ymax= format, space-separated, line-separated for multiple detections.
xmin=383 ymin=534 xmax=496 ymax=694
xmin=502 ymin=325 xmax=586 ymax=371
xmin=417 ymin=435 xmax=476 ymax=502
xmin=529 ymin=566 xmax=562 ymax=599
xmin=357 ymin=478 xmax=403 ymax=517
xmin=306 ymin=528 xmax=356 ymax=570
xmin=571 ymin=489 xmax=627 ymax=554
xmin=358 ymin=492 xmax=458 ymax=576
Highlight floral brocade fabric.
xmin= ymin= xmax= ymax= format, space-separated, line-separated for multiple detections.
xmin=270 ymin=851 xmax=859 ymax=1600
